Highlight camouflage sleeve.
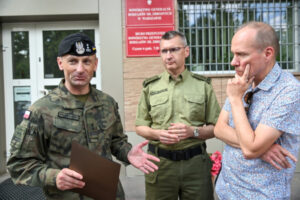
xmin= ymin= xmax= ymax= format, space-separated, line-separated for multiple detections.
xmin=110 ymin=102 xmax=132 ymax=165
xmin=6 ymin=108 xmax=60 ymax=188
xmin=205 ymin=83 xmax=221 ymax=125
xmin=135 ymin=87 xmax=152 ymax=126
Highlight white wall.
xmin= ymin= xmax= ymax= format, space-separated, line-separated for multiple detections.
xmin=99 ymin=0 xmax=124 ymax=122
xmin=0 ymin=0 xmax=98 ymax=16
xmin=0 ymin=24 xmax=7 ymax=174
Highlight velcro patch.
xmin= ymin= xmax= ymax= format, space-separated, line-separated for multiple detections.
xmin=58 ymin=111 xmax=80 ymax=121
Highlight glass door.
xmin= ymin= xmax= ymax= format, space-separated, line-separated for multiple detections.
xmin=3 ymin=21 xmax=100 ymax=158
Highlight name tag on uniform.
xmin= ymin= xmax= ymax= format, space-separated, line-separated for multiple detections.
xmin=58 ymin=111 xmax=80 ymax=121
xmin=150 ymin=88 xmax=168 ymax=96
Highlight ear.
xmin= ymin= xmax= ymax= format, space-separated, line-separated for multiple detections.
xmin=185 ymin=46 xmax=190 ymax=58
xmin=57 ymin=57 xmax=64 ymax=71
xmin=264 ymin=46 xmax=274 ymax=60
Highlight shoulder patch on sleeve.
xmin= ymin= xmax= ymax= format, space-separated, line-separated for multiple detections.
xmin=23 ymin=110 xmax=31 ymax=120
xmin=191 ymin=73 xmax=211 ymax=84
xmin=142 ymin=75 xmax=161 ymax=87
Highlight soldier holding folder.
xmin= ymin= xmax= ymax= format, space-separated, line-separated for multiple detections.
xmin=7 ymin=32 xmax=159 ymax=200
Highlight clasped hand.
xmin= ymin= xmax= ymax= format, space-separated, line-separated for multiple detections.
xmin=158 ymin=123 xmax=193 ymax=145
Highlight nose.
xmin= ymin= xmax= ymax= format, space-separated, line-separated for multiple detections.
xmin=166 ymin=51 xmax=173 ymax=59
xmin=231 ymin=55 xmax=239 ymax=67
xmin=76 ymin=62 xmax=85 ymax=72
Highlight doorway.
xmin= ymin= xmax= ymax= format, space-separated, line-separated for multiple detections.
xmin=2 ymin=21 xmax=100 ymax=159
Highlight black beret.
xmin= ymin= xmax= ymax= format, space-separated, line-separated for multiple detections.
xmin=58 ymin=32 xmax=96 ymax=57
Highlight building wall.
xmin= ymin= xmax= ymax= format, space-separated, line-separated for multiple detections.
xmin=0 ymin=0 xmax=300 ymax=176
xmin=99 ymin=0 xmax=125 ymax=124
xmin=122 ymin=0 xmax=228 ymax=137
xmin=0 ymin=0 xmax=98 ymax=16
xmin=0 ymin=24 xmax=7 ymax=174
xmin=121 ymin=0 xmax=300 ymax=174
xmin=0 ymin=0 xmax=127 ymax=174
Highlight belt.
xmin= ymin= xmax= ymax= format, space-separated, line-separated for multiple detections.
xmin=148 ymin=143 xmax=206 ymax=161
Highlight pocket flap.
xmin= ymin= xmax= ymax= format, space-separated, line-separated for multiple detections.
xmin=150 ymin=95 xmax=168 ymax=106
xmin=184 ymin=95 xmax=204 ymax=104
xmin=54 ymin=117 xmax=82 ymax=132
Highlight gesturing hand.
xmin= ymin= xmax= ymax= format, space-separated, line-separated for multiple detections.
xmin=128 ymin=140 xmax=160 ymax=174
xmin=56 ymin=168 xmax=85 ymax=191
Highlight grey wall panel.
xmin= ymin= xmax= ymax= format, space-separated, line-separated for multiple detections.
xmin=0 ymin=0 xmax=98 ymax=16
xmin=0 ymin=24 xmax=7 ymax=174
xmin=99 ymin=0 xmax=124 ymax=123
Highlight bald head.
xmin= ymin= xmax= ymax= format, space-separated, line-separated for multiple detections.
xmin=235 ymin=22 xmax=279 ymax=56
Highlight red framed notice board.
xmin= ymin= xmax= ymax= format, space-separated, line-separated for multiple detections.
xmin=126 ymin=26 xmax=174 ymax=57
xmin=126 ymin=0 xmax=174 ymax=26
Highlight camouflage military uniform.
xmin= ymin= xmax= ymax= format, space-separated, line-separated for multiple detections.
xmin=7 ymin=79 xmax=132 ymax=200
xmin=136 ymin=69 xmax=220 ymax=200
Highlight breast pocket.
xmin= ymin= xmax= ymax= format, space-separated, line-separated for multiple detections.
xmin=52 ymin=117 xmax=82 ymax=154
xmin=149 ymin=95 xmax=169 ymax=124
xmin=86 ymin=107 xmax=118 ymax=144
xmin=54 ymin=117 xmax=82 ymax=132
xmin=184 ymin=94 xmax=205 ymax=123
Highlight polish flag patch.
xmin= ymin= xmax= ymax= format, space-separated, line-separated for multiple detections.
xmin=23 ymin=110 xmax=31 ymax=119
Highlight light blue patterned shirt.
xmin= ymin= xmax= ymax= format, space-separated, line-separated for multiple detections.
xmin=216 ymin=63 xmax=300 ymax=200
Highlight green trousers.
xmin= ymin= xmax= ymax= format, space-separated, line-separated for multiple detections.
xmin=145 ymin=153 xmax=213 ymax=200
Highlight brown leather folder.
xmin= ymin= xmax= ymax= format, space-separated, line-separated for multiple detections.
xmin=69 ymin=141 xmax=121 ymax=200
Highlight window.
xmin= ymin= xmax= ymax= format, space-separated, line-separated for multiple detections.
xmin=12 ymin=31 xmax=30 ymax=79
xmin=178 ymin=0 xmax=300 ymax=73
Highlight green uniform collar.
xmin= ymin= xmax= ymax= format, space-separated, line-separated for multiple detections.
xmin=162 ymin=67 xmax=189 ymax=83
xmin=55 ymin=79 xmax=103 ymax=109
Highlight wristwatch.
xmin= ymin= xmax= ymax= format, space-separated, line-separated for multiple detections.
xmin=193 ymin=127 xmax=199 ymax=137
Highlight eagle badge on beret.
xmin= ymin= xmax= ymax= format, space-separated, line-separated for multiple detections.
xmin=75 ymin=41 xmax=85 ymax=55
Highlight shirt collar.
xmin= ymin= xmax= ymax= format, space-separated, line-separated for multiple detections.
xmin=162 ymin=67 xmax=188 ymax=83
xmin=57 ymin=79 xmax=102 ymax=109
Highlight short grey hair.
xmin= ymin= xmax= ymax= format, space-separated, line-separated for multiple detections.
xmin=161 ymin=31 xmax=188 ymax=46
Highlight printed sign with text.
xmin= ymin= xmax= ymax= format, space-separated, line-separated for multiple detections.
xmin=126 ymin=26 xmax=174 ymax=57
xmin=126 ymin=0 xmax=174 ymax=26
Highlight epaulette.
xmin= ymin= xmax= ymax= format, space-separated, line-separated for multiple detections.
xmin=191 ymin=73 xmax=211 ymax=84
xmin=143 ymin=75 xmax=160 ymax=87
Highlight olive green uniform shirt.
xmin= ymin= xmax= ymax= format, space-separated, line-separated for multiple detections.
xmin=7 ymin=79 xmax=132 ymax=200
xmin=136 ymin=69 xmax=220 ymax=150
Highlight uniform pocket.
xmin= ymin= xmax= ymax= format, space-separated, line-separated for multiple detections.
xmin=51 ymin=117 xmax=82 ymax=155
xmin=98 ymin=111 xmax=117 ymax=130
xmin=145 ymin=170 xmax=158 ymax=184
xmin=149 ymin=95 xmax=168 ymax=123
xmin=53 ymin=117 xmax=82 ymax=132
xmin=145 ymin=150 xmax=159 ymax=184
xmin=184 ymin=94 xmax=205 ymax=122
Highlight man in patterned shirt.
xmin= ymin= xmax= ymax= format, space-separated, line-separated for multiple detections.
xmin=215 ymin=22 xmax=300 ymax=199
